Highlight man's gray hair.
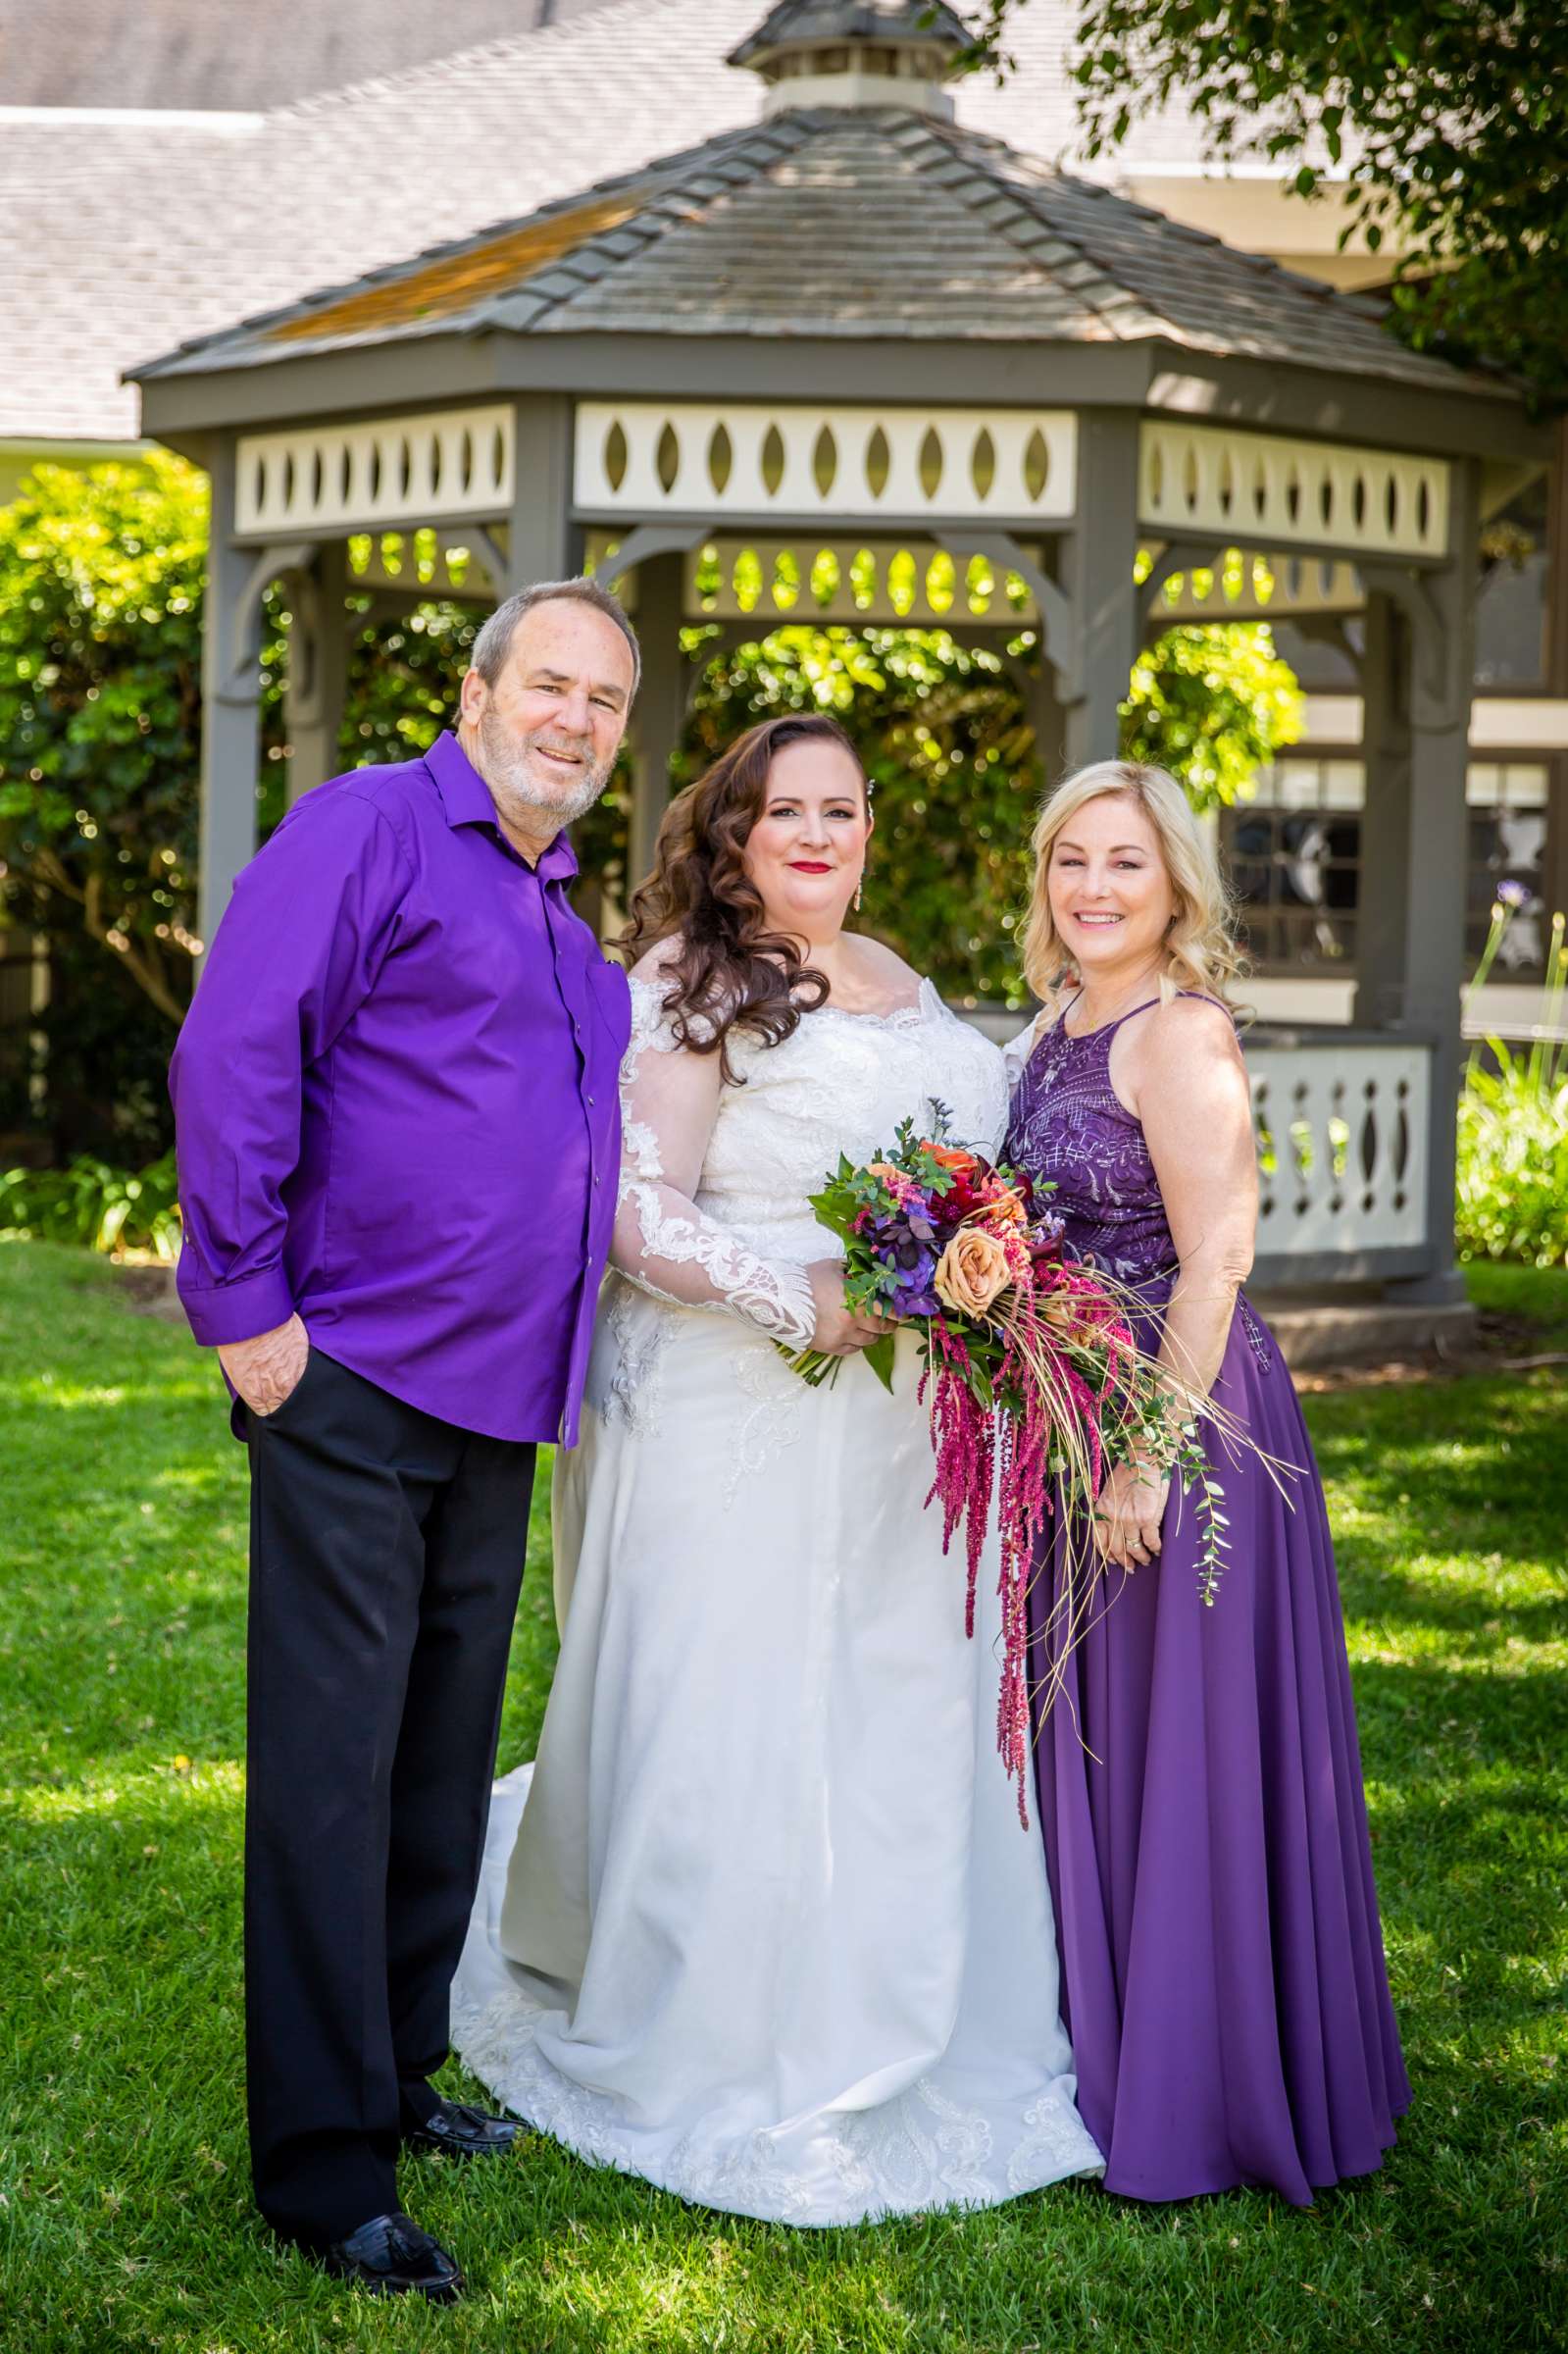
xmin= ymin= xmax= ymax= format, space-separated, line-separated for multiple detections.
xmin=471 ymin=576 xmax=641 ymax=699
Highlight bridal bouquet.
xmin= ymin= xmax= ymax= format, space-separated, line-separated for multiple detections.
xmin=781 ymin=1106 xmax=1238 ymax=1817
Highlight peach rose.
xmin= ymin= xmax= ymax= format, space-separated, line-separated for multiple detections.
xmin=935 ymin=1226 xmax=1013 ymax=1320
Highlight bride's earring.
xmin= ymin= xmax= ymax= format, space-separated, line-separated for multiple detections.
xmin=854 ymin=875 xmax=864 ymax=914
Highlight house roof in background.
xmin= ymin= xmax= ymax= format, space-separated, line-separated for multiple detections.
xmin=0 ymin=0 xmax=619 ymax=113
xmin=2 ymin=0 xmax=1388 ymax=447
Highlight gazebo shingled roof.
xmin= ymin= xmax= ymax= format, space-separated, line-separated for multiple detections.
xmin=134 ymin=101 xmax=1508 ymax=400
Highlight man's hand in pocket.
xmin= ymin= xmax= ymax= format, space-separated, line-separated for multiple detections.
xmin=217 ymin=1313 xmax=310 ymax=1417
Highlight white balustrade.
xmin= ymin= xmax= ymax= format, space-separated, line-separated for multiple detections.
xmin=1139 ymin=422 xmax=1449 ymax=562
xmin=347 ymin=528 xmax=500 ymax=599
xmin=1142 ymin=545 xmax=1364 ymax=622
xmin=1245 ymin=1039 xmax=1431 ymax=1260
xmin=235 ymin=406 xmax=514 ymax=537
xmin=679 ymin=536 xmax=1041 ymax=625
xmin=574 ymin=402 xmax=1077 ymax=523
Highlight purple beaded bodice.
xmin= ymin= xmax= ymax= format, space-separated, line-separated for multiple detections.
xmin=1004 ymin=1002 xmax=1179 ymax=1290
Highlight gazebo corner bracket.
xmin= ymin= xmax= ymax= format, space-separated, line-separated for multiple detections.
xmin=929 ymin=530 xmax=1072 ymax=670
xmin=1137 ymin=540 xmax=1227 ymax=624
xmin=595 ymin=522 xmax=717 ymax=593
xmin=466 ymin=529 xmax=512 ymax=595
xmin=220 ymin=541 xmax=315 ymax=703
xmin=1359 ymin=561 xmax=1466 ymax=733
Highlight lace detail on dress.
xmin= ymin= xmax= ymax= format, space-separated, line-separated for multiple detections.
xmin=1005 ymin=2083 xmax=1107 ymax=2194
xmin=602 ymin=1279 xmax=675 ymax=1436
xmin=452 ymin=1975 xmax=1092 ymax=2226
xmin=831 ymin=2076 xmax=995 ymax=2210
xmin=448 ymin=1985 xmax=635 ymax=2176
xmin=722 ymin=1339 xmax=807 ymax=1507
xmin=1238 ymin=1294 xmax=1276 ymax=1372
xmin=1004 ymin=1004 xmax=1182 ymax=1287
xmin=613 ymin=978 xmax=817 ymax=1347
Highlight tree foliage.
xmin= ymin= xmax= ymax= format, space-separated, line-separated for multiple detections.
xmin=1124 ymin=618 xmax=1302 ymax=811
xmin=958 ymin=0 xmax=1568 ymax=403
xmin=0 ymin=456 xmax=214 ymax=1025
xmin=0 ymin=461 xmax=492 ymax=1035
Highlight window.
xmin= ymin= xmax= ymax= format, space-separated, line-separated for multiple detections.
xmin=1466 ymin=762 xmax=1551 ymax=976
xmin=1222 ymin=760 xmax=1364 ymax=970
xmin=1224 ymin=757 xmax=1558 ymax=982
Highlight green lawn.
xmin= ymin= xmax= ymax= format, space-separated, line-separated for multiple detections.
xmin=1 ymin=1240 xmax=1563 ymax=2354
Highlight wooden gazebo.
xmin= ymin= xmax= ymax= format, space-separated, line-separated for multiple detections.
xmin=131 ymin=0 xmax=1545 ymax=1308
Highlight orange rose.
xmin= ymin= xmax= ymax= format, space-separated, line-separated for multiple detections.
xmin=935 ymin=1226 xmax=1013 ymax=1320
xmin=929 ymin=1144 xmax=981 ymax=1176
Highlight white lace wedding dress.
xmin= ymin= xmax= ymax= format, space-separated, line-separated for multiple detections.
xmin=449 ymin=972 xmax=1103 ymax=2224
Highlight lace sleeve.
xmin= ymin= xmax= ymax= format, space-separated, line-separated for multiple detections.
xmin=612 ymin=979 xmax=817 ymax=1347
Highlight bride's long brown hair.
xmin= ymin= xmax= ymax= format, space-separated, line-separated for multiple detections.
xmin=620 ymin=713 xmax=864 ymax=1081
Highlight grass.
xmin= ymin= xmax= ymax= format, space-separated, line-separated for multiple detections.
xmin=1 ymin=1239 xmax=1564 ymax=2354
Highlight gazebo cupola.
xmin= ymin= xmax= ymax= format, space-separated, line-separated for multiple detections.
xmin=730 ymin=0 xmax=969 ymax=119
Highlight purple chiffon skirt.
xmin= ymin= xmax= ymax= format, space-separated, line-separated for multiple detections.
xmin=1029 ymin=1297 xmax=1410 ymax=2205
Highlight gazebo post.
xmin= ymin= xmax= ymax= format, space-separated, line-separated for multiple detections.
xmin=1020 ymin=651 xmax=1066 ymax=799
xmin=505 ymin=395 xmax=580 ymax=588
xmin=282 ymin=539 xmax=348 ymax=807
xmin=1355 ymin=460 xmax=1482 ymax=1305
xmin=627 ymin=551 xmax=688 ymax=887
xmin=196 ymin=435 xmax=264 ymax=956
xmin=1059 ymin=413 xmax=1141 ymax=772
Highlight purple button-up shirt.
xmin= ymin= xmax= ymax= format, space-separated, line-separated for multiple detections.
xmin=169 ymin=731 xmax=631 ymax=1447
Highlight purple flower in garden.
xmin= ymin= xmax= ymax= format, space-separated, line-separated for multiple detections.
xmin=1495 ymin=878 xmax=1530 ymax=911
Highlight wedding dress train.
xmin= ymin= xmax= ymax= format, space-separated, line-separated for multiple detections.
xmin=450 ymin=975 xmax=1102 ymax=2223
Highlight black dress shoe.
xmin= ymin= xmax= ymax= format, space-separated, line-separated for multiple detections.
xmin=322 ymin=2211 xmax=464 ymax=2303
xmin=404 ymin=2096 xmax=520 ymax=2159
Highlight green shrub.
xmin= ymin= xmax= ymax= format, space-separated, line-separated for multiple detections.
xmin=1455 ymin=906 xmax=1568 ymax=1268
xmin=0 ymin=1149 xmax=180 ymax=1259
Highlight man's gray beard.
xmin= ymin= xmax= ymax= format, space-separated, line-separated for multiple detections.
xmin=476 ymin=707 xmax=611 ymax=832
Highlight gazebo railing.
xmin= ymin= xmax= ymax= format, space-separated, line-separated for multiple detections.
xmin=1245 ymin=1027 xmax=1434 ymax=1285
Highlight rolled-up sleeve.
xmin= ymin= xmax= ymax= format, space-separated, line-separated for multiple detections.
xmin=169 ymin=790 xmax=409 ymax=1347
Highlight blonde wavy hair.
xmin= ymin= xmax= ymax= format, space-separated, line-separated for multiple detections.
xmin=1020 ymin=760 xmax=1247 ymax=1009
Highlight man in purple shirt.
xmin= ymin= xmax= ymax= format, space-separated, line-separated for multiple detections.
xmin=170 ymin=577 xmax=638 ymax=2302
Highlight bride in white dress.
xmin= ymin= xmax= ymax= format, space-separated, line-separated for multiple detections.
xmin=451 ymin=714 xmax=1101 ymax=2224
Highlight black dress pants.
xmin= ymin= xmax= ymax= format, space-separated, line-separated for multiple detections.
xmin=242 ymin=1345 xmax=535 ymax=2246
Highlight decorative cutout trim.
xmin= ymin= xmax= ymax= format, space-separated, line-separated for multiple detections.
xmin=1139 ymin=423 xmax=1449 ymax=561
xmin=575 ymin=403 xmax=1077 ymax=523
xmin=235 ymin=405 xmax=514 ymax=537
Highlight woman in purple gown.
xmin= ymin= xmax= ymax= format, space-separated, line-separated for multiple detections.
xmin=1003 ymin=759 xmax=1409 ymax=2205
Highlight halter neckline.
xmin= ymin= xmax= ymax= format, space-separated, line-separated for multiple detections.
xmin=1055 ymin=989 xmax=1162 ymax=1045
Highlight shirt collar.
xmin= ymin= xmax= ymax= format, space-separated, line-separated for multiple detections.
xmin=426 ymin=730 xmax=580 ymax=883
